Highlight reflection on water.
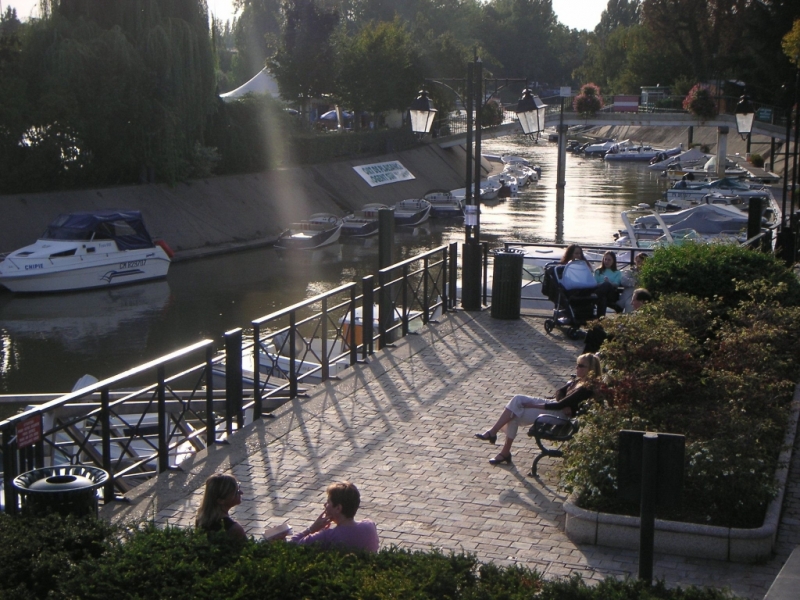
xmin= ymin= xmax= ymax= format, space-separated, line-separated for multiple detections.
xmin=0 ymin=137 xmax=668 ymax=397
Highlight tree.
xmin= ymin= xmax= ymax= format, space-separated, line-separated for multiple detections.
xmin=335 ymin=19 xmax=424 ymax=126
xmin=781 ymin=19 xmax=800 ymax=65
xmin=232 ymin=0 xmax=282 ymax=84
xmin=268 ymin=0 xmax=339 ymax=116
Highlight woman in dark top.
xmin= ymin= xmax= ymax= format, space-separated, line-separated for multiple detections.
xmin=195 ymin=473 xmax=247 ymax=541
xmin=474 ymin=354 xmax=601 ymax=465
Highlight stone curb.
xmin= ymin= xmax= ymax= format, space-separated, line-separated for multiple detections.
xmin=564 ymin=383 xmax=800 ymax=562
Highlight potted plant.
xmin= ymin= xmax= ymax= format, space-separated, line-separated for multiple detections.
xmin=573 ymin=83 xmax=604 ymax=117
xmin=683 ymin=83 xmax=718 ymax=120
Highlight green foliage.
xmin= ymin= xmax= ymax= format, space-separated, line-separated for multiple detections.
xmin=561 ymin=246 xmax=800 ymax=528
xmin=480 ymin=99 xmax=503 ymax=126
xmin=749 ymin=153 xmax=764 ymax=168
xmin=0 ymin=518 xmax=731 ymax=599
xmin=682 ymin=84 xmax=718 ymax=119
xmin=781 ymin=19 xmax=800 ymax=65
xmin=640 ymin=243 xmax=800 ymax=308
xmin=335 ymin=19 xmax=424 ymax=119
xmin=0 ymin=513 xmax=118 ymax=599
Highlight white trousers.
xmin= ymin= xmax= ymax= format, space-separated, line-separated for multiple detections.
xmin=502 ymin=394 xmax=568 ymax=440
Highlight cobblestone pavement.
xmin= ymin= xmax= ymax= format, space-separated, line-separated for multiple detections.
xmin=103 ymin=310 xmax=800 ymax=599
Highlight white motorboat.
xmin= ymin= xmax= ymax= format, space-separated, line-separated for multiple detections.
xmin=340 ymin=204 xmax=388 ymax=238
xmin=604 ymin=142 xmax=681 ymax=162
xmin=424 ymin=190 xmax=464 ymax=218
xmin=0 ymin=210 xmax=172 ymax=293
xmin=450 ymin=180 xmax=502 ymax=203
xmin=648 ymin=147 xmax=709 ymax=171
xmin=275 ymin=213 xmax=343 ymax=250
xmin=583 ymin=139 xmax=617 ymax=157
xmin=679 ymin=155 xmax=748 ymax=179
xmin=660 ymin=177 xmax=770 ymax=209
xmin=392 ymin=198 xmax=431 ymax=227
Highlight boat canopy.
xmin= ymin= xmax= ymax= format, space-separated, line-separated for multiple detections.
xmin=42 ymin=211 xmax=155 ymax=250
xmin=635 ymin=204 xmax=747 ymax=234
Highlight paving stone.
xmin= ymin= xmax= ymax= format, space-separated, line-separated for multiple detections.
xmin=102 ymin=311 xmax=800 ymax=600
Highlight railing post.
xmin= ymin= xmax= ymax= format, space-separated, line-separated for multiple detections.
xmin=321 ymin=297 xmax=329 ymax=381
xmin=3 ymin=427 xmax=18 ymax=514
xmin=449 ymin=242 xmax=458 ymax=310
xmin=289 ymin=312 xmax=298 ymax=399
xmin=252 ymin=322 xmax=262 ymax=417
xmin=224 ymin=328 xmax=243 ymax=435
xmin=441 ymin=247 xmax=448 ymax=311
xmin=362 ymin=276 xmax=374 ymax=357
xmin=423 ymin=255 xmax=430 ymax=324
xmin=205 ymin=345 xmax=217 ymax=444
xmin=101 ymin=386 xmax=114 ymax=500
xmin=482 ymin=241 xmax=489 ymax=306
xmin=402 ymin=263 xmax=410 ymax=336
xmin=348 ymin=285 xmax=358 ymax=365
xmin=378 ymin=269 xmax=389 ymax=348
xmin=157 ymin=366 xmax=168 ymax=473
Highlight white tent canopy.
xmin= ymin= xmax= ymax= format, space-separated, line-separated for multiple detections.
xmin=220 ymin=68 xmax=281 ymax=102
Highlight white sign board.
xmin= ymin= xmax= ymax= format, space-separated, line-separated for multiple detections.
xmin=353 ymin=161 xmax=415 ymax=187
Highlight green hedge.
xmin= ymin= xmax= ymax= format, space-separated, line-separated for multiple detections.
xmin=562 ymin=244 xmax=800 ymax=527
xmin=0 ymin=514 xmax=734 ymax=599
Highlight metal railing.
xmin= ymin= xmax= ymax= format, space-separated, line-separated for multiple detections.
xmin=0 ymin=245 xmax=456 ymax=513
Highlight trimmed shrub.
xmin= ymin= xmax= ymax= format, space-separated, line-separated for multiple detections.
xmin=573 ymin=83 xmax=604 ymax=116
xmin=561 ymin=245 xmax=800 ymax=527
xmin=640 ymin=243 xmax=800 ymax=308
xmin=749 ymin=153 xmax=764 ymax=168
xmin=683 ymin=84 xmax=718 ymax=119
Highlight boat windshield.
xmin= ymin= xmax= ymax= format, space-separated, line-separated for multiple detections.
xmin=40 ymin=211 xmax=155 ymax=249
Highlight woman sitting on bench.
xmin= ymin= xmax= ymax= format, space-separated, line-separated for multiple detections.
xmin=474 ymin=353 xmax=601 ymax=465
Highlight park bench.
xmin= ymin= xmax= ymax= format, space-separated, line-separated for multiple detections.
xmin=526 ymin=413 xmax=580 ymax=477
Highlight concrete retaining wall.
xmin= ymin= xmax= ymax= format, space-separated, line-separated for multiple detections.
xmin=0 ymin=143 xmax=483 ymax=258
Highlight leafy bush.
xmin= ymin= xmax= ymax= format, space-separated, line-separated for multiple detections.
xmin=480 ymin=99 xmax=504 ymax=126
xmin=0 ymin=513 xmax=118 ymax=599
xmin=682 ymin=84 xmax=718 ymax=119
xmin=640 ymin=243 xmax=800 ymax=308
xmin=0 ymin=518 xmax=732 ymax=599
xmin=749 ymin=153 xmax=764 ymax=168
xmin=561 ymin=245 xmax=800 ymax=527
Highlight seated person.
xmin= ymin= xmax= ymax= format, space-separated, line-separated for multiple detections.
xmin=195 ymin=473 xmax=247 ymax=541
xmin=560 ymin=243 xmax=593 ymax=270
xmin=583 ymin=288 xmax=653 ymax=353
xmin=474 ymin=354 xmax=602 ymax=465
xmin=594 ymin=251 xmax=623 ymax=316
xmin=290 ymin=481 xmax=379 ymax=552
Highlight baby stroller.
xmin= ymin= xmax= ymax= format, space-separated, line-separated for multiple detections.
xmin=541 ymin=260 xmax=598 ymax=339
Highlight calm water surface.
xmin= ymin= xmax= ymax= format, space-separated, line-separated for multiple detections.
xmin=0 ymin=136 xmax=670 ymax=404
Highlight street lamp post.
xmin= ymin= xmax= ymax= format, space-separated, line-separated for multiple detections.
xmin=409 ymin=63 xmax=544 ymax=310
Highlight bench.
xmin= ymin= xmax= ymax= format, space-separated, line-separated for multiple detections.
xmin=526 ymin=414 xmax=580 ymax=477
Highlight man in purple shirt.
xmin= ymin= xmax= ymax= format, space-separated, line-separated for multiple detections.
xmin=290 ymin=481 xmax=379 ymax=552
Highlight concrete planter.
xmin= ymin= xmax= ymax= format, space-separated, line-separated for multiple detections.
xmin=564 ymin=385 xmax=800 ymax=563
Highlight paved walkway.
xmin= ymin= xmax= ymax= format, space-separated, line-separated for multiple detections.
xmin=102 ymin=310 xmax=799 ymax=599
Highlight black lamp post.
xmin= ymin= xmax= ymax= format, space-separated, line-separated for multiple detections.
xmin=409 ymin=67 xmax=543 ymax=311
xmin=734 ymin=94 xmax=755 ymax=155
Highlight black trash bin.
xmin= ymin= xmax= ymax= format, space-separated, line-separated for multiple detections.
xmin=13 ymin=465 xmax=109 ymax=517
xmin=491 ymin=249 xmax=524 ymax=319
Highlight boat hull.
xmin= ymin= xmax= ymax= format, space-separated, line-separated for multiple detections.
xmin=0 ymin=250 xmax=170 ymax=293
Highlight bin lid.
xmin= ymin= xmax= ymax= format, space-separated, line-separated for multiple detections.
xmin=13 ymin=466 xmax=108 ymax=493
xmin=27 ymin=474 xmax=97 ymax=492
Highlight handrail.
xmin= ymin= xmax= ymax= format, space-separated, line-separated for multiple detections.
xmin=1 ymin=245 xmax=457 ymax=513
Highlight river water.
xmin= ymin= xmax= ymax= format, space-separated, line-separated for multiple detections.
xmin=0 ymin=136 xmax=670 ymax=406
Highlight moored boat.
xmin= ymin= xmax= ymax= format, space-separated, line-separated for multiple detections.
xmin=424 ymin=190 xmax=464 ymax=218
xmin=0 ymin=210 xmax=171 ymax=294
xmin=604 ymin=142 xmax=681 ymax=162
xmin=660 ymin=177 xmax=770 ymax=209
xmin=392 ymin=198 xmax=431 ymax=227
xmin=274 ymin=213 xmax=343 ymax=250
xmin=340 ymin=204 xmax=388 ymax=238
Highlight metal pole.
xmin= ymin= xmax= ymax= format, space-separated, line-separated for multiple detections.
xmin=639 ymin=432 xmax=658 ymax=584
xmin=462 ymin=56 xmax=482 ymax=310
xmin=472 ymin=57 xmax=483 ymax=243
xmin=465 ymin=62 xmax=474 ymax=222
xmin=792 ymin=62 xmax=800 ymax=220
xmin=556 ymin=96 xmax=566 ymax=189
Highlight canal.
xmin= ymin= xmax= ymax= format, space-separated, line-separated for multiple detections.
xmin=0 ymin=136 xmax=670 ymax=403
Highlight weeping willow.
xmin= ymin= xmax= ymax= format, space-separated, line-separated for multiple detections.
xmin=12 ymin=0 xmax=216 ymax=189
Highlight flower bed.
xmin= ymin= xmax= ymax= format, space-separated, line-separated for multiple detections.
xmin=558 ymin=244 xmax=800 ymax=558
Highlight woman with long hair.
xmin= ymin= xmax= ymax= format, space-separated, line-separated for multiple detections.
xmin=195 ymin=473 xmax=247 ymax=540
xmin=594 ymin=251 xmax=623 ymax=316
xmin=474 ymin=354 xmax=602 ymax=465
